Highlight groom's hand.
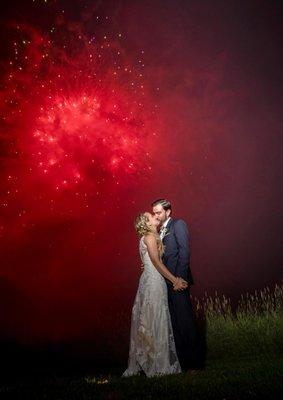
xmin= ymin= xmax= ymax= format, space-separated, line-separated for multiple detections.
xmin=140 ymin=263 xmax=144 ymax=272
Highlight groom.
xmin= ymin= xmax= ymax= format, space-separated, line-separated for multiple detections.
xmin=152 ymin=198 xmax=200 ymax=372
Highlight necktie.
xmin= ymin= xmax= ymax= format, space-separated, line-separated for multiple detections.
xmin=160 ymin=226 xmax=166 ymax=239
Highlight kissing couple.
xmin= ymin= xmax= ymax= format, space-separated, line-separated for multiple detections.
xmin=122 ymin=198 xmax=200 ymax=378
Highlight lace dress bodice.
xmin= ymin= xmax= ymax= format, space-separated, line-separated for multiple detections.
xmin=139 ymin=236 xmax=166 ymax=282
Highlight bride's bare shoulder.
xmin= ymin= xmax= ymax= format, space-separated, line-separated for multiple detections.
xmin=143 ymin=233 xmax=156 ymax=245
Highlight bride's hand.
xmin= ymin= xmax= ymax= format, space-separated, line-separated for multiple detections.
xmin=173 ymin=277 xmax=188 ymax=291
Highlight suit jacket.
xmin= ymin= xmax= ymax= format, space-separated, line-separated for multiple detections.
xmin=161 ymin=218 xmax=194 ymax=285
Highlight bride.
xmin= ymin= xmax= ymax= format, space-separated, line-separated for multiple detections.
xmin=122 ymin=212 xmax=188 ymax=378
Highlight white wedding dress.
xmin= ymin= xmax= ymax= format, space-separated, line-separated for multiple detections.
xmin=122 ymin=236 xmax=182 ymax=378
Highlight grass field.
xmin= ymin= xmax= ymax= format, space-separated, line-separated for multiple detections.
xmin=1 ymin=356 xmax=282 ymax=399
xmin=1 ymin=281 xmax=282 ymax=399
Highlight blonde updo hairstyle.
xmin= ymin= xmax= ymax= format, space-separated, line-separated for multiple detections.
xmin=134 ymin=212 xmax=164 ymax=257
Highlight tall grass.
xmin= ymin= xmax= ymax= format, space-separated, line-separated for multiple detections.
xmin=194 ymin=281 xmax=283 ymax=360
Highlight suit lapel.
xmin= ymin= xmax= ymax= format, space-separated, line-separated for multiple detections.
xmin=162 ymin=218 xmax=174 ymax=242
xmin=161 ymin=219 xmax=174 ymax=261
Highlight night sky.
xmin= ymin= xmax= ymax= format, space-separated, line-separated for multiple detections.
xmin=0 ymin=0 xmax=282 ymax=344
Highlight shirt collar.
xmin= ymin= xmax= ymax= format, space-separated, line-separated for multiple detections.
xmin=162 ymin=216 xmax=171 ymax=229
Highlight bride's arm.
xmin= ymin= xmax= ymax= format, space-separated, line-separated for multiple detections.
xmin=144 ymin=234 xmax=187 ymax=288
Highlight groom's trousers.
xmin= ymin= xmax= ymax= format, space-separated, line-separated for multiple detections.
xmin=167 ymin=284 xmax=201 ymax=370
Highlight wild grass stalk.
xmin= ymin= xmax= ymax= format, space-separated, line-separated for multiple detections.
xmin=194 ymin=281 xmax=283 ymax=360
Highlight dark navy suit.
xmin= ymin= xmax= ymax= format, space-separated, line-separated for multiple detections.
xmin=162 ymin=218 xmax=200 ymax=370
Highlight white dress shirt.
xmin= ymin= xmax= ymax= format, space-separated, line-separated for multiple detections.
xmin=159 ymin=217 xmax=171 ymax=240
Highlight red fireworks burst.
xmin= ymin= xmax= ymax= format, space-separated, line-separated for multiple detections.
xmin=0 ymin=14 xmax=158 ymax=231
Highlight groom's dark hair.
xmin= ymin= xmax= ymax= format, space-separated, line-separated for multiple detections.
xmin=151 ymin=198 xmax=172 ymax=211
